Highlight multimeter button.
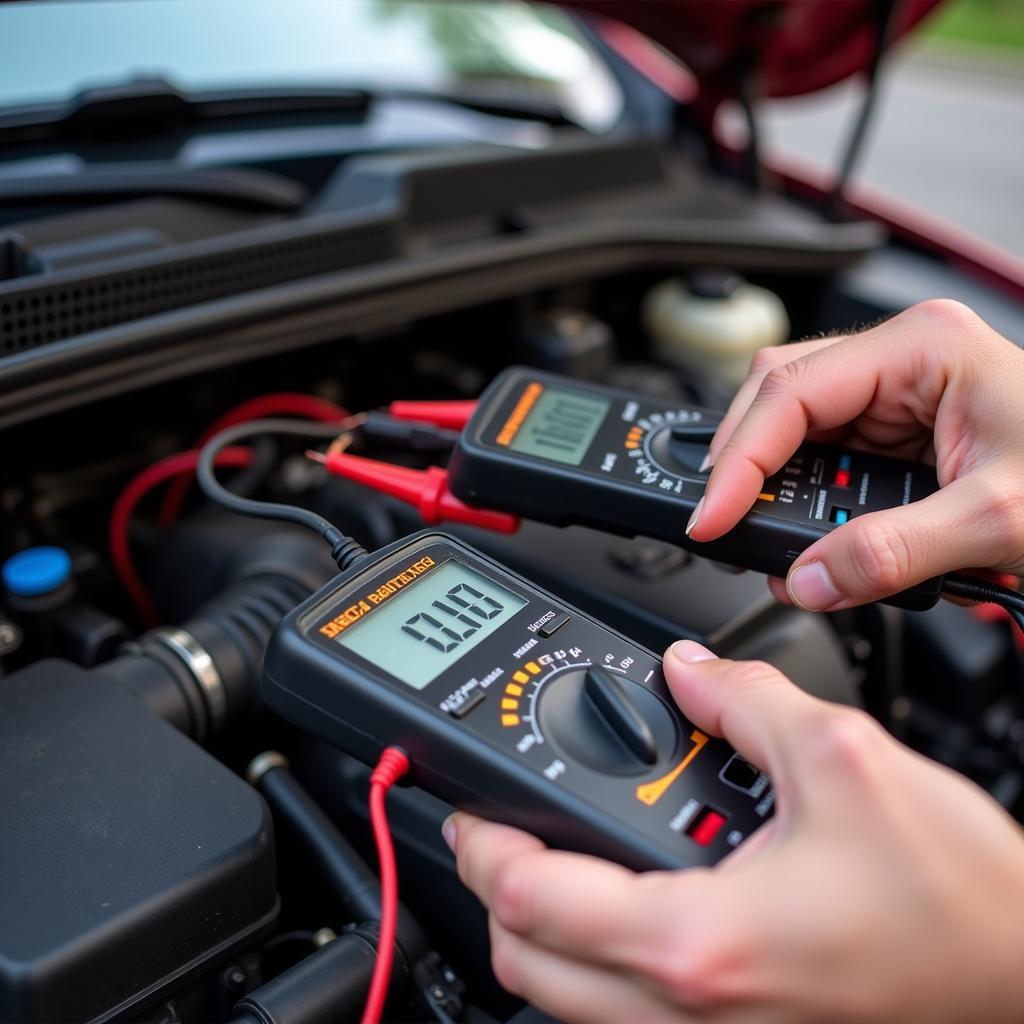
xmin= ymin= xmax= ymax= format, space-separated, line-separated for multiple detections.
xmin=687 ymin=807 xmax=727 ymax=847
xmin=448 ymin=691 xmax=486 ymax=719
xmin=584 ymin=666 xmax=657 ymax=765
xmin=669 ymin=423 xmax=718 ymax=443
xmin=721 ymin=754 xmax=760 ymax=790
xmin=537 ymin=612 xmax=570 ymax=639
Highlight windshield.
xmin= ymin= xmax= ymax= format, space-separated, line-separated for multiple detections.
xmin=0 ymin=0 xmax=622 ymax=131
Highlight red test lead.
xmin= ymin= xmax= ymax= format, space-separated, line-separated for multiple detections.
xmin=309 ymin=450 xmax=520 ymax=534
xmin=387 ymin=399 xmax=477 ymax=431
xmin=362 ymin=745 xmax=410 ymax=1024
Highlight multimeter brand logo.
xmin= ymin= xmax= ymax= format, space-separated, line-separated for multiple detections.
xmin=319 ymin=600 xmax=373 ymax=638
xmin=319 ymin=556 xmax=437 ymax=638
xmin=496 ymin=382 xmax=543 ymax=446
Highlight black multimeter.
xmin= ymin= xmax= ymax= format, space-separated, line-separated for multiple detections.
xmin=447 ymin=366 xmax=943 ymax=611
xmin=263 ymin=532 xmax=773 ymax=871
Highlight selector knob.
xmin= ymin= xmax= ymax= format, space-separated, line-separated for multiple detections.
xmin=669 ymin=422 xmax=718 ymax=443
xmin=668 ymin=423 xmax=717 ymax=474
xmin=539 ymin=665 xmax=678 ymax=775
xmin=647 ymin=419 xmax=721 ymax=478
xmin=584 ymin=666 xmax=657 ymax=764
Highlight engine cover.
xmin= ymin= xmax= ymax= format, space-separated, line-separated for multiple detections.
xmin=0 ymin=661 xmax=278 ymax=1023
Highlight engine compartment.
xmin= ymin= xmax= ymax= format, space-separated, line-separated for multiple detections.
xmin=2 ymin=137 xmax=1024 ymax=1024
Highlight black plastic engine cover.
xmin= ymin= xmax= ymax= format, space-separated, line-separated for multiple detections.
xmin=0 ymin=661 xmax=279 ymax=1023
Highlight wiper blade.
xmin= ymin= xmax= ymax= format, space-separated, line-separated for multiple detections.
xmin=0 ymin=77 xmax=576 ymax=148
xmin=377 ymin=86 xmax=577 ymax=128
xmin=0 ymin=78 xmax=373 ymax=146
xmin=0 ymin=166 xmax=309 ymax=212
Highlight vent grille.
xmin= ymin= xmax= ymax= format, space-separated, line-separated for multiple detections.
xmin=0 ymin=219 xmax=398 ymax=355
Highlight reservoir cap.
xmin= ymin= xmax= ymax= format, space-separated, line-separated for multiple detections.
xmin=3 ymin=546 xmax=72 ymax=598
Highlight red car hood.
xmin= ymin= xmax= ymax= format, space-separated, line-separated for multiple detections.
xmin=563 ymin=0 xmax=940 ymax=104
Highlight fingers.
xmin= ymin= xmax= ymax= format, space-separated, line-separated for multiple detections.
xmin=663 ymin=640 xmax=823 ymax=790
xmin=487 ymin=920 xmax=681 ymax=1024
xmin=449 ymin=815 xmax=546 ymax=886
xmin=691 ymin=312 xmax=948 ymax=541
xmin=707 ymin=335 xmax=845 ymax=467
xmin=449 ymin=812 xmax=718 ymax=971
xmin=695 ymin=346 xmax=880 ymax=540
xmin=783 ymin=475 xmax=1018 ymax=610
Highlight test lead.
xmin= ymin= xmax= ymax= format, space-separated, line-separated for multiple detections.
xmin=308 ymin=449 xmax=520 ymax=534
xmin=387 ymin=399 xmax=478 ymax=430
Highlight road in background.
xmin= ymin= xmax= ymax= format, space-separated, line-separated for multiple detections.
xmin=761 ymin=46 xmax=1024 ymax=259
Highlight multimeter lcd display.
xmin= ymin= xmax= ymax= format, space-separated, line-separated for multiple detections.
xmin=334 ymin=561 xmax=527 ymax=690
xmin=507 ymin=387 xmax=610 ymax=466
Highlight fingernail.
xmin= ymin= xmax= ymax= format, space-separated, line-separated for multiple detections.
xmin=441 ymin=814 xmax=458 ymax=852
xmin=788 ymin=561 xmax=843 ymax=611
xmin=669 ymin=639 xmax=718 ymax=664
xmin=698 ymin=453 xmax=712 ymax=474
xmin=685 ymin=497 xmax=704 ymax=537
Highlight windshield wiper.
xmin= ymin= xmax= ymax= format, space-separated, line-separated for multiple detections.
xmin=0 ymin=79 xmax=374 ymax=147
xmin=0 ymin=77 xmax=576 ymax=149
xmin=377 ymin=86 xmax=576 ymax=128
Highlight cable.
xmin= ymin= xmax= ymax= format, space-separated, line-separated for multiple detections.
xmin=358 ymin=412 xmax=461 ymax=454
xmin=158 ymin=392 xmax=348 ymax=526
xmin=363 ymin=746 xmax=411 ymax=1024
xmin=196 ymin=418 xmax=368 ymax=571
xmin=942 ymin=573 xmax=1024 ymax=634
xmin=110 ymin=446 xmax=253 ymax=627
xmin=827 ymin=0 xmax=898 ymax=219
xmin=736 ymin=62 xmax=763 ymax=193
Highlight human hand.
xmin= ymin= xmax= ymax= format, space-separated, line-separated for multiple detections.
xmin=447 ymin=640 xmax=1024 ymax=1023
xmin=687 ymin=300 xmax=1024 ymax=610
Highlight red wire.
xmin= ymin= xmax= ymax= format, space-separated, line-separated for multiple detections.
xmin=362 ymin=746 xmax=411 ymax=1024
xmin=157 ymin=393 xmax=348 ymax=526
xmin=110 ymin=393 xmax=348 ymax=626
xmin=110 ymin=447 xmax=253 ymax=628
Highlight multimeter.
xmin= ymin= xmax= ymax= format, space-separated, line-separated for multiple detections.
xmin=447 ymin=366 xmax=943 ymax=611
xmin=262 ymin=532 xmax=774 ymax=871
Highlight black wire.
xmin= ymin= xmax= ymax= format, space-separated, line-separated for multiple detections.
xmin=736 ymin=64 xmax=763 ymax=193
xmin=196 ymin=418 xmax=368 ymax=571
xmin=827 ymin=0 xmax=899 ymax=220
xmin=942 ymin=573 xmax=1024 ymax=633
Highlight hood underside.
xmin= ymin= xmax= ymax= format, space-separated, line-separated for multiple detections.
xmin=564 ymin=0 xmax=941 ymax=104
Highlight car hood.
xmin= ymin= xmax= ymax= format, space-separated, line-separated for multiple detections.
xmin=562 ymin=0 xmax=940 ymax=104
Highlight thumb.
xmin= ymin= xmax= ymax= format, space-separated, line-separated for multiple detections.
xmin=784 ymin=476 xmax=1003 ymax=611
xmin=663 ymin=640 xmax=823 ymax=790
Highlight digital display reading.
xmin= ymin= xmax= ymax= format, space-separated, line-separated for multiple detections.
xmin=507 ymin=387 xmax=610 ymax=466
xmin=335 ymin=561 xmax=527 ymax=690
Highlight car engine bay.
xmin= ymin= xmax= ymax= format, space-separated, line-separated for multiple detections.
xmin=2 ymin=123 xmax=1024 ymax=1024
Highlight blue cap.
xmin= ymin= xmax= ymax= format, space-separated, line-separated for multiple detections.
xmin=3 ymin=546 xmax=73 ymax=598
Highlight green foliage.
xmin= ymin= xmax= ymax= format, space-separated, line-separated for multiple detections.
xmin=923 ymin=0 xmax=1024 ymax=52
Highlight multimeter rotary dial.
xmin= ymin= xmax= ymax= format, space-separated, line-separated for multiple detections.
xmin=645 ymin=420 xmax=718 ymax=479
xmin=537 ymin=664 xmax=679 ymax=776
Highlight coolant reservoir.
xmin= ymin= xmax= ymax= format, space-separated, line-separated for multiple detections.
xmin=643 ymin=271 xmax=790 ymax=389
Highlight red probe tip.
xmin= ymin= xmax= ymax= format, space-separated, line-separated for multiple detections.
xmin=313 ymin=450 xmax=520 ymax=535
xmin=387 ymin=399 xmax=477 ymax=431
xmin=305 ymin=449 xmax=328 ymax=464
